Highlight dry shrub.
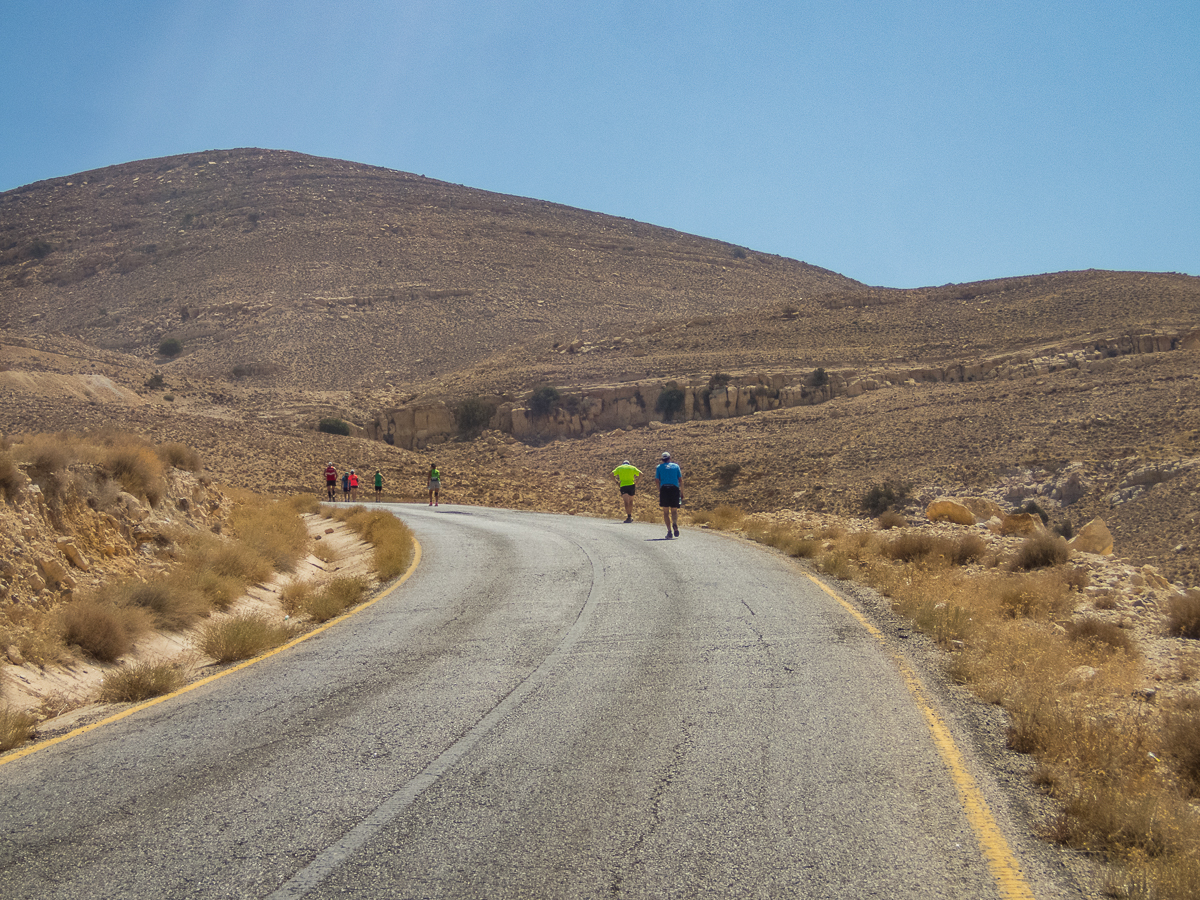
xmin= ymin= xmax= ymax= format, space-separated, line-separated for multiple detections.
xmin=819 ymin=551 xmax=852 ymax=580
xmin=156 ymin=441 xmax=202 ymax=472
xmin=786 ymin=536 xmax=821 ymax=559
xmin=279 ymin=581 xmax=313 ymax=616
xmin=17 ymin=432 xmax=76 ymax=474
xmin=332 ymin=506 xmax=413 ymax=579
xmin=312 ymin=540 xmax=340 ymax=564
xmin=684 ymin=504 xmax=745 ymax=530
xmin=184 ymin=533 xmax=272 ymax=584
xmin=885 ymin=532 xmax=937 ymax=563
xmin=56 ymin=600 xmax=149 ymax=662
xmin=1066 ymin=618 xmax=1134 ymax=655
xmin=303 ymin=577 xmax=369 ymax=623
xmin=1160 ymin=696 xmax=1200 ymax=797
xmin=1013 ymin=532 xmax=1071 ymax=570
xmin=102 ymin=440 xmax=165 ymax=505
xmin=0 ymin=704 xmax=36 ymax=752
xmin=174 ymin=567 xmax=243 ymax=611
xmin=99 ymin=661 xmax=185 ymax=702
xmin=287 ymin=493 xmax=321 ymax=515
xmin=1165 ymin=590 xmax=1200 ymax=639
xmin=877 ymin=509 xmax=907 ymax=529
xmin=109 ymin=579 xmax=210 ymax=631
xmin=0 ymin=451 xmax=23 ymax=500
xmin=230 ymin=496 xmax=309 ymax=573
xmin=196 ymin=614 xmax=295 ymax=663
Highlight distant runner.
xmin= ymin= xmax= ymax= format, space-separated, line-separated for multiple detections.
xmin=341 ymin=470 xmax=351 ymax=502
xmin=428 ymin=463 xmax=441 ymax=507
xmin=611 ymin=459 xmax=642 ymax=523
xmin=349 ymin=469 xmax=359 ymax=502
xmin=655 ymin=451 xmax=683 ymax=539
xmin=324 ymin=462 xmax=337 ymax=502
xmin=374 ymin=469 xmax=383 ymax=501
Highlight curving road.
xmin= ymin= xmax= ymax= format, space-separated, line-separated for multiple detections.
xmin=1 ymin=505 xmax=1038 ymax=899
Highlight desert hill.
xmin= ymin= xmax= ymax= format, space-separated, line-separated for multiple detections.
xmin=2 ymin=149 xmax=1200 ymax=588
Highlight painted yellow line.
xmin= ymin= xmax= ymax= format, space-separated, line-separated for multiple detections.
xmin=802 ymin=572 xmax=1036 ymax=900
xmin=0 ymin=537 xmax=423 ymax=768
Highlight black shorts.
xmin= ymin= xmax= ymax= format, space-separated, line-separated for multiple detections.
xmin=620 ymin=484 xmax=636 ymax=496
xmin=659 ymin=485 xmax=681 ymax=508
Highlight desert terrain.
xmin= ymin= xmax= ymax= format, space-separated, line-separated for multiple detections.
xmin=1 ymin=148 xmax=1197 ymax=587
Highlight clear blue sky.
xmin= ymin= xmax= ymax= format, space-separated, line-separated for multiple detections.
xmin=2 ymin=1 xmax=1197 ymax=288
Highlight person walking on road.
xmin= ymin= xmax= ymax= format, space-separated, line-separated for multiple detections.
xmin=427 ymin=463 xmax=441 ymax=506
xmin=349 ymin=469 xmax=360 ymax=502
xmin=324 ymin=462 xmax=337 ymax=502
xmin=655 ymin=451 xmax=683 ymax=539
xmin=341 ymin=470 xmax=351 ymax=502
xmin=374 ymin=469 xmax=384 ymax=501
xmin=611 ymin=459 xmax=642 ymax=523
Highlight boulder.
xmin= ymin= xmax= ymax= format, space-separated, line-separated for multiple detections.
xmin=1000 ymin=513 xmax=1045 ymax=535
xmin=958 ymin=497 xmax=1004 ymax=522
xmin=1069 ymin=518 xmax=1114 ymax=556
xmin=926 ymin=499 xmax=977 ymax=526
xmin=57 ymin=540 xmax=90 ymax=571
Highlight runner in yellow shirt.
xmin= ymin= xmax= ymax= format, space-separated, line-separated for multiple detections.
xmin=611 ymin=460 xmax=642 ymax=523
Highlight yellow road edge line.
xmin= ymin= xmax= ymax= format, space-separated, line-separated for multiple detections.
xmin=802 ymin=572 xmax=1036 ymax=900
xmin=1 ymin=536 xmax=423 ymax=768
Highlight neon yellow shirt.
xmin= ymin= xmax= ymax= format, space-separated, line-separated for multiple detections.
xmin=612 ymin=464 xmax=642 ymax=486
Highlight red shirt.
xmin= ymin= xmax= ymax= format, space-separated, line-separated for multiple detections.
xmin=325 ymin=466 xmax=337 ymax=483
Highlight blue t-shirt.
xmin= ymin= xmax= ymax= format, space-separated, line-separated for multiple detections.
xmin=655 ymin=461 xmax=681 ymax=487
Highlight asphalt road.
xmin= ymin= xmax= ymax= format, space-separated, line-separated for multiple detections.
xmin=1 ymin=505 xmax=1035 ymax=899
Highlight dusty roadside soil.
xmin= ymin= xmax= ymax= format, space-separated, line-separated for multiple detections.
xmin=4 ymin=510 xmax=379 ymax=741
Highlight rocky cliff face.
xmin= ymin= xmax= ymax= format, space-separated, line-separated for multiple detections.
xmin=0 ymin=461 xmax=229 ymax=666
xmin=367 ymin=328 xmax=1199 ymax=449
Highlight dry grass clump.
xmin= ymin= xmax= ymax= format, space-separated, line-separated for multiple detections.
xmin=196 ymin=614 xmax=295 ymax=663
xmin=107 ymin=579 xmax=210 ymax=632
xmin=229 ymin=493 xmax=310 ymax=574
xmin=279 ymin=581 xmax=313 ymax=616
xmin=0 ymin=703 xmax=37 ymax=751
xmin=1012 ymin=532 xmax=1071 ymax=570
xmin=55 ymin=599 xmax=150 ymax=663
xmin=0 ymin=450 xmax=24 ymax=500
xmin=98 ymin=437 xmax=166 ymax=506
xmin=303 ymin=577 xmax=369 ymax=623
xmin=1065 ymin=618 xmax=1134 ymax=655
xmin=688 ymin=504 xmax=746 ymax=530
xmin=877 ymin=509 xmax=908 ymax=529
xmin=156 ymin=441 xmax=203 ymax=472
xmin=98 ymin=660 xmax=185 ymax=702
xmin=1160 ymin=696 xmax=1200 ymax=797
xmin=311 ymin=540 xmax=340 ymax=564
xmin=1165 ymin=590 xmax=1200 ymax=639
xmin=331 ymin=506 xmax=414 ymax=579
xmin=882 ymin=531 xmax=987 ymax=567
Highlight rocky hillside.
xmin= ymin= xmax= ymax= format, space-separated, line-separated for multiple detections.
xmin=1 ymin=148 xmax=1199 ymax=586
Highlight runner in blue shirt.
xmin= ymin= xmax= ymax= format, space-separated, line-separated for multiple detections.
xmin=655 ymin=451 xmax=683 ymax=539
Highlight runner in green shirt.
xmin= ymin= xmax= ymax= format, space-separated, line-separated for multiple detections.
xmin=374 ymin=469 xmax=383 ymax=501
xmin=611 ymin=460 xmax=642 ymax=523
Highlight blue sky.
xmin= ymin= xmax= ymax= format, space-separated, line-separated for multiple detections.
xmin=2 ymin=1 xmax=1197 ymax=288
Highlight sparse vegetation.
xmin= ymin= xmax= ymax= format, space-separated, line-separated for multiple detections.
xmin=318 ymin=417 xmax=352 ymax=436
xmin=456 ymin=395 xmax=495 ymax=438
xmin=330 ymin=505 xmax=414 ymax=579
xmin=528 ymin=385 xmax=561 ymax=418
xmin=1012 ymin=532 xmax=1071 ymax=570
xmin=196 ymin=614 xmax=295 ymax=663
xmin=55 ymin=599 xmax=149 ymax=663
xmin=1166 ymin=590 xmax=1200 ymax=639
xmin=861 ymin=482 xmax=909 ymax=516
xmin=811 ymin=367 xmax=828 ymax=388
xmin=715 ymin=462 xmax=741 ymax=488
xmin=654 ymin=383 xmax=686 ymax=422
xmin=302 ymin=577 xmax=369 ymax=623
xmin=158 ymin=336 xmax=183 ymax=357
xmin=0 ymin=704 xmax=37 ymax=751
xmin=98 ymin=661 xmax=185 ymax=702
